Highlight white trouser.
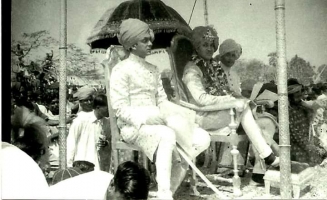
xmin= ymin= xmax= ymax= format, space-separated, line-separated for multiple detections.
xmin=155 ymin=126 xmax=210 ymax=198
xmin=170 ymin=127 xmax=210 ymax=194
xmin=154 ymin=126 xmax=176 ymax=199
xmin=240 ymin=106 xmax=273 ymax=159
xmin=251 ymin=117 xmax=279 ymax=174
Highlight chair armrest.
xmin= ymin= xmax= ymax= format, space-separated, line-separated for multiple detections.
xmin=179 ymin=100 xmax=238 ymax=112
xmin=255 ymin=99 xmax=275 ymax=108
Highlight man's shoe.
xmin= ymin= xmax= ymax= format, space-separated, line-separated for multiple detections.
xmin=270 ymin=156 xmax=280 ymax=167
xmin=264 ymin=153 xmax=280 ymax=168
xmin=249 ymin=173 xmax=264 ymax=187
xmin=249 ymin=179 xmax=264 ymax=187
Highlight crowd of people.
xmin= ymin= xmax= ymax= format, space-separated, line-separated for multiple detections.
xmin=6 ymin=17 xmax=327 ymax=199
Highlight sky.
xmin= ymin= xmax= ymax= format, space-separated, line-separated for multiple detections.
xmin=11 ymin=0 xmax=327 ymax=68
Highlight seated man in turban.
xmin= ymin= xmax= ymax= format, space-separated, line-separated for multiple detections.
xmin=182 ymin=26 xmax=280 ymax=185
xmin=110 ymin=18 xmax=210 ymax=199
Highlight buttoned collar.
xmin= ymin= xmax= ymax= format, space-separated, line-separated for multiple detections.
xmin=128 ymin=53 xmax=146 ymax=64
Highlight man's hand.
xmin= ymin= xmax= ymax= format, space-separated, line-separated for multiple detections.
xmin=66 ymin=114 xmax=77 ymax=124
xmin=145 ymin=115 xmax=166 ymax=125
xmin=97 ymin=135 xmax=109 ymax=148
xmin=234 ymin=99 xmax=248 ymax=112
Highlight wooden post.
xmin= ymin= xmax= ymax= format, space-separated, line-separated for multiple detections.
xmin=275 ymin=0 xmax=292 ymax=198
xmin=59 ymin=0 xmax=67 ymax=169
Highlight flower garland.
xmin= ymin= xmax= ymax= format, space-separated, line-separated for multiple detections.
xmin=191 ymin=55 xmax=230 ymax=96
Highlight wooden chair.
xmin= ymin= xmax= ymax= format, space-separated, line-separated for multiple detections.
xmin=102 ymin=47 xmax=148 ymax=173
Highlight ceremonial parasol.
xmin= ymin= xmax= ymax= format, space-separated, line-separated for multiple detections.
xmin=87 ymin=0 xmax=191 ymax=52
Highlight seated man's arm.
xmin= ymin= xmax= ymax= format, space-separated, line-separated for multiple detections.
xmin=110 ymin=65 xmax=150 ymax=129
xmin=182 ymin=64 xmax=235 ymax=106
xmin=156 ymin=73 xmax=169 ymax=105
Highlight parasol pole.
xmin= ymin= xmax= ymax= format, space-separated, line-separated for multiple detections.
xmin=275 ymin=0 xmax=292 ymax=198
xmin=59 ymin=0 xmax=68 ymax=170
xmin=203 ymin=0 xmax=209 ymax=25
xmin=139 ymin=0 xmax=142 ymax=20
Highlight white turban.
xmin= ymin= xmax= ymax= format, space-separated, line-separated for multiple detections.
xmin=219 ymin=39 xmax=242 ymax=60
xmin=118 ymin=18 xmax=154 ymax=50
xmin=73 ymin=86 xmax=95 ymax=101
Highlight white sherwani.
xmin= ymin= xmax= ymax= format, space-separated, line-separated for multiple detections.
xmin=110 ymin=53 xmax=211 ymax=161
xmin=183 ymin=61 xmax=236 ymax=129
xmin=110 ymin=54 xmax=169 ymax=160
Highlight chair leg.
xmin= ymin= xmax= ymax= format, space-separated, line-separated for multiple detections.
xmin=190 ymin=158 xmax=200 ymax=196
xmin=240 ymin=141 xmax=250 ymax=177
xmin=203 ymin=148 xmax=211 ymax=168
xmin=210 ymin=142 xmax=218 ymax=174
xmin=176 ymin=146 xmax=227 ymax=199
xmin=231 ymin=145 xmax=242 ymax=197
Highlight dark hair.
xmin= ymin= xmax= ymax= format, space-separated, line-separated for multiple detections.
xmin=311 ymin=84 xmax=323 ymax=96
xmin=11 ymin=107 xmax=48 ymax=162
xmin=114 ymin=161 xmax=151 ymax=200
xmin=287 ymin=78 xmax=300 ymax=86
xmin=93 ymin=93 xmax=108 ymax=109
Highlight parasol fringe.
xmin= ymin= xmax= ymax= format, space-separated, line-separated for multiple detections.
xmin=87 ymin=27 xmax=190 ymax=46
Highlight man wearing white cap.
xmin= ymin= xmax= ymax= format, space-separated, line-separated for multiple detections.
xmin=67 ymin=93 xmax=110 ymax=171
xmin=217 ymin=39 xmax=243 ymax=96
xmin=73 ymin=86 xmax=96 ymax=115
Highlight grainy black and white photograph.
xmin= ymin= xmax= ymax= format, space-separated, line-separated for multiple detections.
xmin=3 ymin=0 xmax=327 ymax=199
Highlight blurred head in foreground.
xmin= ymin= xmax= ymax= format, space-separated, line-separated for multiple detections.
xmin=11 ymin=106 xmax=49 ymax=170
xmin=110 ymin=161 xmax=151 ymax=200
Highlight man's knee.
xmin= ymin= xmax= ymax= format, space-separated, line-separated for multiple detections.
xmin=193 ymin=128 xmax=211 ymax=151
xmin=256 ymin=117 xmax=276 ymax=144
xmin=158 ymin=126 xmax=176 ymax=144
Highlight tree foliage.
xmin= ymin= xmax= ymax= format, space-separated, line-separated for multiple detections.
xmin=314 ymin=64 xmax=327 ymax=83
xmin=289 ymin=54 xmax=315 ymax=85
xmin=268 ymin=52 xmax=277 ymax=68
xmin=266 ymin=52 xmax=320 ymax=85
xmin=11 ymin=30 xmax=104 ymax=83
xmin=233 ymin=58 xmax=276 ymax=83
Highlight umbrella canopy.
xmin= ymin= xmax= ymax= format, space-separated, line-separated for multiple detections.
xmin=87 ymin=0 xmax=192 ymax=51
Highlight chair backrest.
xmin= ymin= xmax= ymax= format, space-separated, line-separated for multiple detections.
xmin=167 ymin=35 xmax=194 ymax=102
xmin=102 ymin=46 xmax=128 ymax=150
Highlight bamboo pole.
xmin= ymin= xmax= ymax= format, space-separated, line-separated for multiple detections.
xmin=59 ymin=0 xmax=67 ymax=170
xmin=275 ymin=0 xmax=292 ymax=198
xmin=203 ymin=0 xmax=209 ymax=26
